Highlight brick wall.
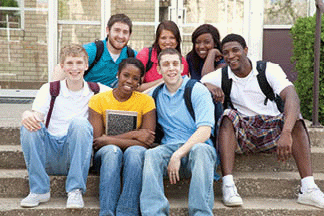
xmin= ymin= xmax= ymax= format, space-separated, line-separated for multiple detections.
xmin=111 ymin=0 xmax=156 ymax=50
xmin=0 ymin=0 xmax=157 ymax=89
xmin=0 ymin=0 xmax=244 ymax=89
xmin=0 ymin=6 xmax=48 ymax=89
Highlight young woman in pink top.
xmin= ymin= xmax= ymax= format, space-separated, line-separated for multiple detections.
xmin=136 ymin=20 xmax=189 ymax=92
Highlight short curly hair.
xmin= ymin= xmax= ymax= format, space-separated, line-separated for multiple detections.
xmin=221 ymin=33 xmax=247 ymax=50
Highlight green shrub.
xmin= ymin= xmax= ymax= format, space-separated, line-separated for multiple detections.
xmin=291 ymin=15 xmax=324 ymax=124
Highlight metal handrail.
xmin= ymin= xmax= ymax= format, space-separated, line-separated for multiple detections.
xmin=312 ymin=0 xmax=324 ymax=127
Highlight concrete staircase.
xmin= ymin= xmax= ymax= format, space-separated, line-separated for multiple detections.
xmin=1 ymin=117 xmax=324 ymax=215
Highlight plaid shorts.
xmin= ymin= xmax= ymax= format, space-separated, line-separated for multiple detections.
xmin=218 ymin=109 xmax=287 ymax=154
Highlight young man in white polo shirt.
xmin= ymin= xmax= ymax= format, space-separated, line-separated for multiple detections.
xmin=20 ymin=44 xmax=109 ymax=208
xmin=201 ymin=33 xmax=324 ymax=209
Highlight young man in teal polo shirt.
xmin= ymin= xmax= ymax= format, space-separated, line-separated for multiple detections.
xmin=53 ymin=14 xmax=137 ymax=87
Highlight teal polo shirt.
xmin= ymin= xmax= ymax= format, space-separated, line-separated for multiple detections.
xmin=83 ymin=40 xmax=137 ymax=87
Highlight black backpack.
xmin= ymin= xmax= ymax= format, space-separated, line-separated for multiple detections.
xmin=145 ymin=47 xmax=153 ymax=72
xmin=45 ymin=80 xmax=100 ymax=128
xmin=221 ymin=61 xmax=284 ymax=113
xmin=152 ymin=79 xmax=222 ymax=145
xmin=84 ymin=39 xmax=135 ymax=77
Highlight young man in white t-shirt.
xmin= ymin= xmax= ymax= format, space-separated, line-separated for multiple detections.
xmin=201 ymin=33 xmax=324 ymax=209
xmin=20 ymin=44 xmax=109 ymax=208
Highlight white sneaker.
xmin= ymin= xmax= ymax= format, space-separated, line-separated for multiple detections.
xmin=222 ymin=184 xmax=243 ymax=207
xmin=66 ymin=189 xmax=84 ymax=208
xmin=20 ymin=192 xmax=50 ymax=208
xmin=297 ymin=187 xmax=324 ymax=208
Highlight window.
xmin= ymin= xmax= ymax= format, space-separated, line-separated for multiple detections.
xmin=264 ymin=0 xmax=313 ymax=26
xmin=0 ymin=0 xmax=21 ymax=29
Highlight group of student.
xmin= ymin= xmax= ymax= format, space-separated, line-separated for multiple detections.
xmin=19 ymin=13 xmax=324 ymax=216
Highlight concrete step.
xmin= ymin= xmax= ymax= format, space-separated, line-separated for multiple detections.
xmin=167 ymin=171 xmax=324 ymax=200
xmin=1 ymin=119 xmax=324 ymax=146
xmin=0 ymin=127 xmax=20 ymax=145
xmin=0 ymin=169 xmax=99 ymax=198
xmin=0 ymin=104 xmax=31 ymax=129
xmin=0 ymin=197 xmax=323 ymax=216
xmin=0 ymin=103 xmax=31 ymax=147
xmin=0 ymin=145 xmax=26 ymax=169
xmin=233 ymin=147 xmax=324 ymax=173
xmin=1 ymin=169 xmax=324 ymax=200
xmin=0 ymin=197 xmax=99 ymax=216
xmin=305 ymin=120 xmax=324 ymax=148
xmin=2 ymin=145 xmax=324 ymax=174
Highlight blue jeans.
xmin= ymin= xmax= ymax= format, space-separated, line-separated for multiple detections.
xmin=140 ymin=143 xmax=217 ymax=216
xmin=93 ymin=145 xmax=146 ymax=216
xmin=20 ymin=117 xmax=93 ymax=194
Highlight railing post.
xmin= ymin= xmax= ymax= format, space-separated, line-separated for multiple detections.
xmin=312 ymin=1 xmax=324 ymax=127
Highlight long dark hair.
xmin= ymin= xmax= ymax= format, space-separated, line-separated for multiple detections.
xmin=187 ymin=24 xmax=221 ymax=73
xmin=152 ymin=20 xmax=182 ymax=56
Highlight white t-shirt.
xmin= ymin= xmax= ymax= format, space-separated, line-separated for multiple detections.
xmin=201 ymin=61 xmax=293 ymax=117
xmin=110 ymin=51 xmax=120 ymax=63
xmin=32 ymin=80 xmax=110 ymax=136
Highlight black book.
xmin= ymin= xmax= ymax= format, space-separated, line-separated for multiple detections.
xmin=105 ymin=110 xmax=138 ymax=135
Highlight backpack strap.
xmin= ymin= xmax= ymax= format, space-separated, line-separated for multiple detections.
xmin=221 ymin=66 xmax=234 ymax=109
xmin=256 ymin=61 xmax=284 ymax=112
xmin=45 ymin=80 xmax=61 ymax=128
xmin=184 ymin=79 xmax=220 ymax=147
xmin=87 ymin=82 xmax=100 ymax=94
xmin=153 ymin=80 xmax=197 ymax=121
xmin=152 ymin=83 xmax=166 ymax=144
xmin=126 ymin=46 xmax=135 ymax=58
xmin=184 ymin=79 xmax=198 ymax=121
xmin=84 ymin=40 xmax=104 ymax=77
xmin=152 ymin=83 xmax=164 ymax=102
xmin=145 ymin=47 xmax=153 ymax=72
xmin=256 ymin=61 xmax=274 ymax=104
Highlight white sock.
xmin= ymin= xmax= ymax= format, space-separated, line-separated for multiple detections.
xmin=222 ymin=175 xmax=235 ymax=186
xmin=301 ymin=176 xmax=317 ymax=192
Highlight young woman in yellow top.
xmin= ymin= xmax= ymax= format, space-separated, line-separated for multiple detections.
xmin=88 ymin=58 xmax=156 ymax=216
